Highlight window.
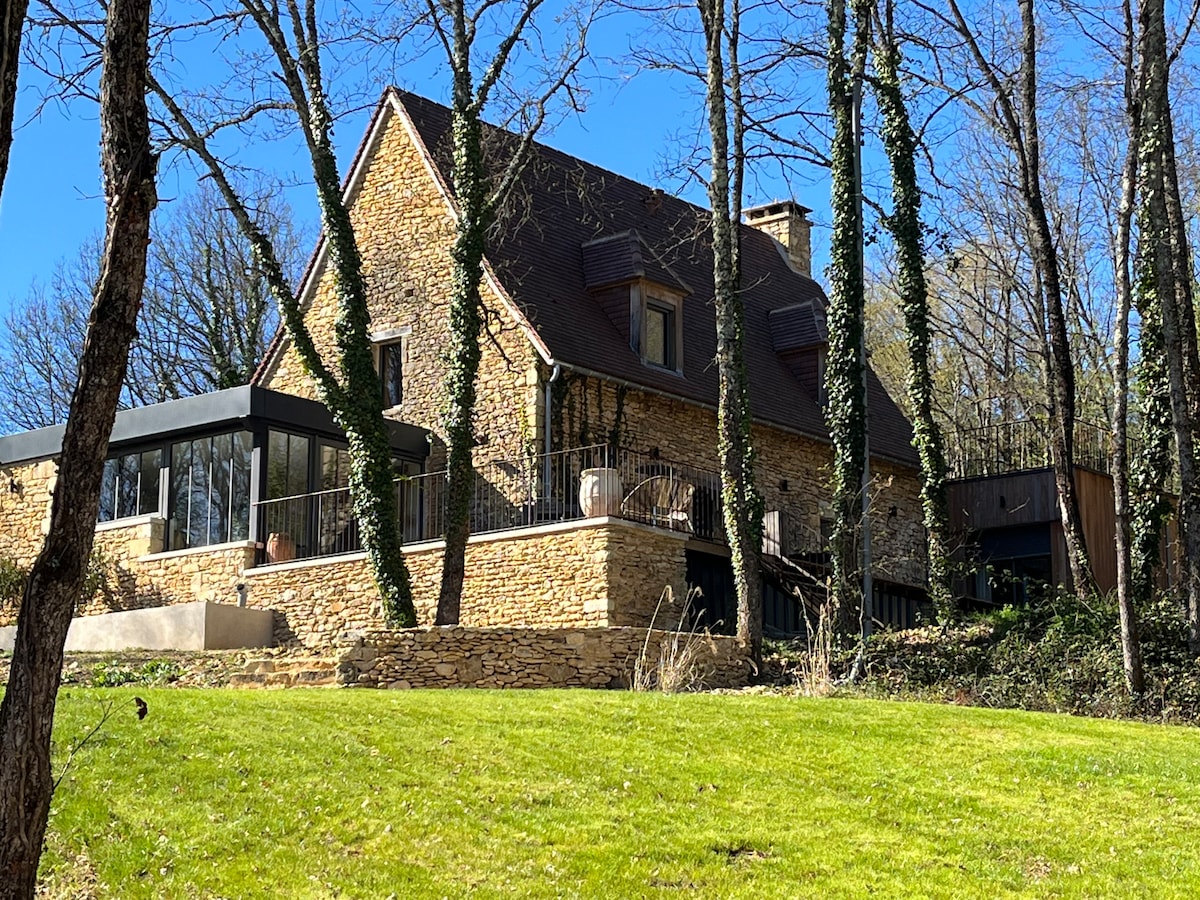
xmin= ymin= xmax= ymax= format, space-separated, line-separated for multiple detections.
xmin=267 ymin=431 xmax=310 ymax=499
xmin=380 ymin=341 xmax=404 ymax=408
xmin=98 ymin=449 xmax=161 ymax=522
xmin=168 ymin=431 xmax=253 ymax=550
xmin=648 ymin=300 xmax=676 ymax=369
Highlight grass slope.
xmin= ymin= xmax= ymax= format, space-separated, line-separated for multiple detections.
xmin=36 ymin=689 xmax=1200 ymax=898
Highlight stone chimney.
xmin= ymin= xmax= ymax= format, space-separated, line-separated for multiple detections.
xmin=745 ymin=201 xmax=812 ymax=278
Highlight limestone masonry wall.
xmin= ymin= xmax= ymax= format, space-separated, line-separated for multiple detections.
xmin=0 ymin=460 xmax=56 ymax=568
xmin=244 ymin=519 xmax=689 ymax=648
xmin=555 ymin=374 xmax=927 ymax=586
xmin=260 ymin=105 xmax=541 ymax=469
xmin=338 ymin=626 xmax=752 ymax=690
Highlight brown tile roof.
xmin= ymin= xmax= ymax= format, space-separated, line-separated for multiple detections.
xmin=406 ymin=91 xmax=917 ymax=467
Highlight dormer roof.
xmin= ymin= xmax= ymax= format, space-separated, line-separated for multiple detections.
xmin=582 ymin=230 xmax=691 ymax=295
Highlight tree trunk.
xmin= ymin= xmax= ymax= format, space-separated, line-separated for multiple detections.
xmin=0 ymin=0 xmax=155 ymax=893
xmin=872 ymin=0 xmax=953 ymax=622
xmin=825 ymin=0 xmax=870 ymax=640
xmin=1014 ymin=0 xmax=1095 ymax=603
xmin=1112 ymin=0 xmax=1144 ymax=696
xmin=697 ymin=0 xmax=763 ymax=665
xmin=0 ymin=0 xmax=29 ymax=196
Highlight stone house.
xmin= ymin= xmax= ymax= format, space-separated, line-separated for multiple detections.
xmin=0 ymin=89 xmax=927 ymax=652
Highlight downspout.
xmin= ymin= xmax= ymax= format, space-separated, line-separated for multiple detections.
xmin=543 ymin=363 xmax=562 ymax=507
xmin=544 ymin=362 xmax=562 ymax=460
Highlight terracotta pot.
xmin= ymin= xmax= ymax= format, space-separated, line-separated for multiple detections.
xmin=579 ymin=467 xmax=622 ymax=517
xmin=266 ymin=532 xmax=296 ymax=564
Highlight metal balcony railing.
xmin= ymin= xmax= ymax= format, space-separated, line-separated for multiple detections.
xmin=946 ymin=419 xmax=1112 ymax=479
xmin=252 ymin=443 xmax=731 ymax=565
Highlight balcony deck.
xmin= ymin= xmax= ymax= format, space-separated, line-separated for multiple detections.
xmin=252 ymin=444 xmax=737 ymax=566
xmin=946 ymin=420 xmax=1112 ymax=480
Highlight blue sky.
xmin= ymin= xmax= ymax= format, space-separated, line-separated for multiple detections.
xmin=0 ymin=9 xmax=834 ymax=317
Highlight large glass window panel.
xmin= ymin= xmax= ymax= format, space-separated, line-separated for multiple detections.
xmin=98 ymin=449 xmax=162 ymax=523
xmin=168 ymin=431 xmax=253 ymax=549
xmin=267 ymin=431 xmax=310 ymax=499
xmin=230 ymin=431 xmax=253 ymax=542
xmin=169 ymin=441 xmax=193 ymax=550
xmin=321 ymin=444 xmax=351 ymax=491
xmin=139 ymin=449 xmax=162 ymax=516
xmin=98 ymin=459 xmax=118 ymax=522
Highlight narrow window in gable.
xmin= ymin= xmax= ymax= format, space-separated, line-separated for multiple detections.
xmin=380 ymin=341 xmax=404 ymax=409
xmin=372 ymin=326 xmax=411 ymax=411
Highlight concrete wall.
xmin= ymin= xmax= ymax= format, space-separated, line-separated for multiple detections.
xmin=0 ymin=601 xmax=272 ymax=653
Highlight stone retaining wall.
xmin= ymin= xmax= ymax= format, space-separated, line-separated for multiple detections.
xmin=337 ymin=626 xmax=751 ymax=690
xmin=243 ymin=518 xmax=688 ymax=647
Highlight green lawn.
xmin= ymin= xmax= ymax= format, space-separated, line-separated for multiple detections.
xmin=34 ymin=688 xmax=1200 ymax=898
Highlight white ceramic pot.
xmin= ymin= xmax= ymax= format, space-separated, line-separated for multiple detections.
xmin=579 ymin=467 xmax=622 ymax=517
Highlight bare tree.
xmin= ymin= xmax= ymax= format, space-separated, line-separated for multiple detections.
xmin=695 ymin=0 xmax=764 ymax=663
xmin=1111 ymin=0 xmax=1144 ymax=695
xmin=935 ymin=0 xmax=1096 ymax=603
xmin=0 ymin=0 xmax=156 ymax=891
xmin=0 ymin=183 xmax=297 ymax=432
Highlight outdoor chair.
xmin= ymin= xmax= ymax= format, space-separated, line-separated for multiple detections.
xmin=620 ymin=474 xmax=695 ymax=533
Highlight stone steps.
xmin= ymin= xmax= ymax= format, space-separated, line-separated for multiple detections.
xmin=227 ymin=656 xmax=339 ymax=688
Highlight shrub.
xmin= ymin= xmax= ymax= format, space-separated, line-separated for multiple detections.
xmin=92 ymin=659 xmax=184 ymax=687
xmin=835 ymin=589 xmax=1200 ymax=723
xmin=0 ymin=557 xmax=27 ymax=607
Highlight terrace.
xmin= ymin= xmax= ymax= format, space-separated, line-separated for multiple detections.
xmin=945 ymin=419 xmax=1112 ymax=480
xmin=252 ymin=444 xmax=741 ymax=566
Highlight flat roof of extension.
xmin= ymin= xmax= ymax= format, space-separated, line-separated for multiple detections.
xmin=0 ymin=386 xmax=431 ymax=465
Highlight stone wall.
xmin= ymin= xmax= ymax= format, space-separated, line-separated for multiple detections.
xmin=0 ymin=459 xmax=56 ymax=568
xmin=259 ymin=104 xmax=542 ymax=469
xmin=243 ymin=519 xmax=689 ymax=648
xmin=554 ymin=373 xmax=927 ymax=586
xmin=337 ymin=626 xmax=752 ymax=690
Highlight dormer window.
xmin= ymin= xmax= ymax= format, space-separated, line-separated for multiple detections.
xmin=645 ymin=299 xmax=677 ymax=369
xmin=635 ymin=290 xmax=683 ymax=373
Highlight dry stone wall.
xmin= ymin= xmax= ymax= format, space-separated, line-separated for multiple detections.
xmin=338 ymin=626 xmax=752 ymax=690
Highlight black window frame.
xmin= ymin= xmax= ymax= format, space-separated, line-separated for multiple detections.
xmin=644 ymin=298 xmax=677 ymax=370
xmin=379 ymin=340 xmax=404 ymax=409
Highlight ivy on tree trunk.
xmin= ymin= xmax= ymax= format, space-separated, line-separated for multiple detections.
xmin=825 ymin=0 xmax=871 ymax=639
xmin=696 ymin=0 xmax=764 ymax=664
xmin=871 ymin=0 xmax=953 ymax=622
xmin=1136 ymin=0 xmax=1200 ymax=652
